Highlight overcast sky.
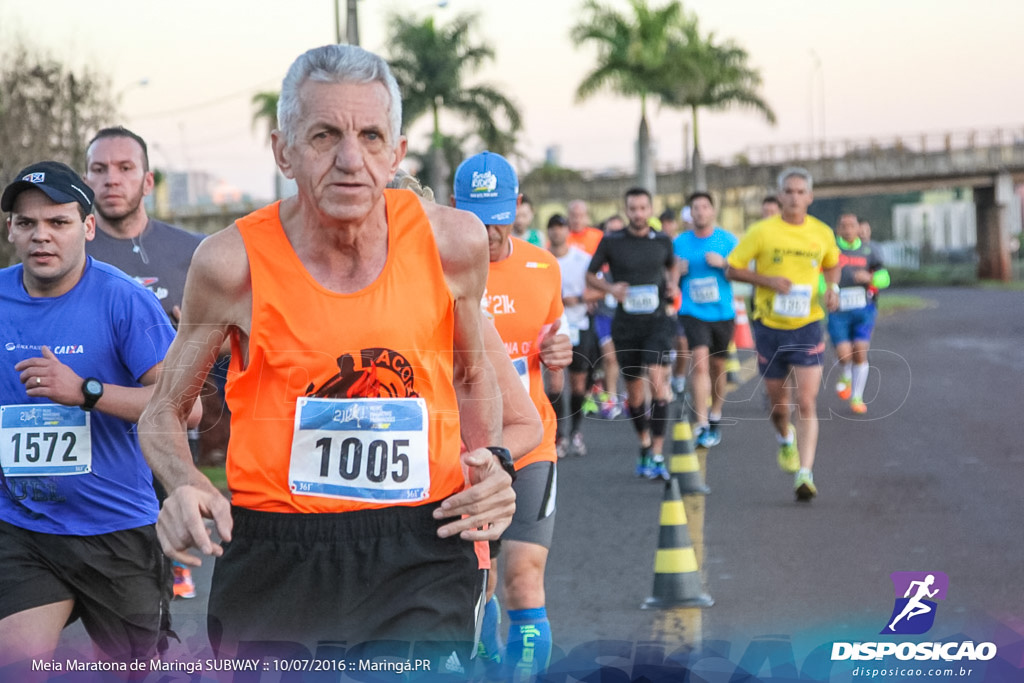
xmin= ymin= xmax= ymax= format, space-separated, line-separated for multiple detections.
xmin=3 ymin=0 xmax=1021 ymax=199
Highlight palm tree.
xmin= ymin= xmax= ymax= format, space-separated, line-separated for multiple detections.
xmin=657 ymin=22 xmax=776 ymax=191
xmin=387 ymin=13 xmax=522 ymax=202
xmin=251 ymin=91 xmax=286 ymax=197
xmin=571 ymin=0 xmax=691 ymax=193
xmin=250 ymin=91 xmax=279 ymax=146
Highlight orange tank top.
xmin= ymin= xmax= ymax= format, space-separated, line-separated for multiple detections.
xmin=483 ymin=240 xmax=563 ymax=468
xmin=225 ymin=190 xmax=462 ymax=513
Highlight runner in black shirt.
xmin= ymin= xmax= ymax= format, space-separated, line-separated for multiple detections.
xmin=586 ymin=187 xmax=679 ymax=479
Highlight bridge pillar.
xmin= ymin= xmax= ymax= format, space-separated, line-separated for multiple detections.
xmin=974 ymin=172 xmax=1013 ymax=281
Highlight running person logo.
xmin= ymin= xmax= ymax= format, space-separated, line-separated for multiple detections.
xmin=307 ymin=348 xmax=419 ymax=399
xmin=881 ymin=571 xmax=948 ymax=635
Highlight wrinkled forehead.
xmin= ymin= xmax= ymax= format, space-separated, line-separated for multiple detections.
xmin=296 ymin=79 xmax=393 ymax=131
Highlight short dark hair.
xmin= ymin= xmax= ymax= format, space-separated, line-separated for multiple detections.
xmin=762 ymin=195 xmax=781 ymax=207
xmin=547 ymin=213 xmax=568 ymax=229
xmin=624 ymin=187 xmax=651 ymax=203
xmin=686 ymin=192 xmax=714 ymax=207
xmin=87 ymin=126 xmax=150 ymax=171
xmin=600 ymin=214 xmax=624 ymax=231
xmin=520 ymin=193 xmax=532 ymax=208
xmin=659 ymin=208 xmax=678 ymax=222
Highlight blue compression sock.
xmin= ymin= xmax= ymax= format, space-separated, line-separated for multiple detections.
xmin=479 ymin=595 xmax=503 ymax=661
xmin=506 ymin=607 xmax=551 ymax=681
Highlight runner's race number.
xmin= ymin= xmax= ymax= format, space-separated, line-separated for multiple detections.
xmin=1 ymin=404 xmax=92 ymax=476
xmin=289 ymin=397 xmax=430 ymax=502
xmin=772 ymin=284 xmax=813 ymax=318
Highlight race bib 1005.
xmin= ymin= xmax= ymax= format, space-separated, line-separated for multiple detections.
xmin=1 ymin=404 xmax=91 ymax=476
xmin=289 ymin=397 xmax=430 ymax=503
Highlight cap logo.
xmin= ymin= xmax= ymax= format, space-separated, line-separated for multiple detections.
xmin=23 ymin=172 xmax=45 ymax=183
xmin=471 ymin=170 xmax=498 ymax=195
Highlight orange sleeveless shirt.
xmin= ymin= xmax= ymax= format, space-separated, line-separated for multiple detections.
xmin=225 ymin=190 xmax=462 ymax=513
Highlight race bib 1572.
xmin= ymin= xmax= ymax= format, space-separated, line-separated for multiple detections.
xmin=1 ymin=404 xmax=91 ymax=476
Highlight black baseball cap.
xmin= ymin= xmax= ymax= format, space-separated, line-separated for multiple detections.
xmin=1 ymin=161 xmax=94 ymax=213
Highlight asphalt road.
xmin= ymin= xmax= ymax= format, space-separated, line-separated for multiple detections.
xmin=56 ymin=287 xmax=1024 ymax=680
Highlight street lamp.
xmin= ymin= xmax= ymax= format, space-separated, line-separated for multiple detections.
xmin=117 ymin=78 xmax=150 ymax=102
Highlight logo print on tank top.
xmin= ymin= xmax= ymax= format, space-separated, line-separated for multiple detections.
xmin=306 ymin=348 xmax=419 ymax=399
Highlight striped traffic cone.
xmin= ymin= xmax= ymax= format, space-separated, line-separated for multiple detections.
xmin=667 ymin=402 xmax=710 ymax=495
xmin=642 ymin=476 xmax=714 ymax=609
xmin=732 ymin=296 xmax=755 ymax=350
xmin=725 ymin=341 xmax=741 ymax=385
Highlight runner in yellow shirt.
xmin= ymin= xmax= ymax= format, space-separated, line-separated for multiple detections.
xmin=726 ymin=168 xmax=840 ymax=502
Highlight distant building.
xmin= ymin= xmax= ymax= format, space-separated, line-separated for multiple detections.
xmin=892 ymin=200 xmax=977 ymax=254
xmin=166 ymin=170 xmax=216 ymax=210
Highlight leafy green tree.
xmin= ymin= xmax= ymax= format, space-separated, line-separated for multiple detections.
xmin=571 ymin=0 xmax=691 ymax=193
xmin=657 ymin=21 xmax=775 ymax=190
xmin=0 ymin=43 xmax=116 ymax=265
xmin=387 ymin=13 xmax=522 ymax=202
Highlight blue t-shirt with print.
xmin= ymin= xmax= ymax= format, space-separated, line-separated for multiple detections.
xmin=673 ymin=228 xmax=739 ymax=322
xmin=0 ymin=257 xmax=174 ymax=535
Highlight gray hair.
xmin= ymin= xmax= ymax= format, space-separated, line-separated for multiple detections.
xmin=278 ymin=44 xmax=403 ymax=145
xmin=777 ymin=166 xmax=813 ymax=192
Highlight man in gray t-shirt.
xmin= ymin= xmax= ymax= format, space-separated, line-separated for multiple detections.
xmin=84 ymin=127 xmax=203 ymax=323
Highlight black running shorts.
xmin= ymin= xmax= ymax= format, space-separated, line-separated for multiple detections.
xmin=208 ymin=503 xmax=480 ymax=662
xmin=0 ymin=519 xmax=170 ymax=661
xmin=569 ymin=326 xmax=601 ymax=374
xmin=678 ymin=315 xmax=736 ymax=356
xmin=502 ymin=462 xmax=556 ymax=548
xmin=612 ymin=313 xmax=676 ymax=370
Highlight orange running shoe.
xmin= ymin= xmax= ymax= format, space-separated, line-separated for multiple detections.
xmin=172 ymin=562 xmax=197 ymax=599
xmin=836 ymin=379 xmax=852 ymax=401
xmin=850 ymin=398 xmax=867 ymax=414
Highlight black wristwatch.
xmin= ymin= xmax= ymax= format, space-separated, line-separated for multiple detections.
xmin=81 ymin=377 xmax=104 ymax=412
xmin=486 ymin=446 xmax=517 ymax=483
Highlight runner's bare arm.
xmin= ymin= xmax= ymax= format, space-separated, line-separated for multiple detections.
xmin=482 ymin=318 xmax=542 ymax=462
xmin=138 ymin=226 xmax=251 ymax=565
xmin=426 ymin=203 xmax=515 ymax=540
xmin=822 ymin=263 xmax=841 ymax=311
xmin=16 ymin=350 xmax=203 ymax=427
xmin=725 ymin=265 xmax=791 ymax=294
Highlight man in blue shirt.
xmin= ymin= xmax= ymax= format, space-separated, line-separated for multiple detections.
xmin=0 ymin=161 xmax=182 ymax=667
xmin=673 ymin=192 xmax=738 ymax=447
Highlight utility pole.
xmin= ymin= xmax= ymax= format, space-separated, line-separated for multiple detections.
xmin=346 ymin=0 xmax=360 ymax=46
xmin=333 ymin=0 xmax=342 ymax=43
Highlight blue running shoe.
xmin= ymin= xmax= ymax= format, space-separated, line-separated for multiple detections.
xmin=696 ymin=425 xmax=721 ymax=448
xmin=647 ymin=454 xmax=670 ymax=481
xmin=635 ymin=446 xmax=653 ymax=477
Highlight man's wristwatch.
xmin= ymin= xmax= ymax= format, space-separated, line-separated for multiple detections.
xmin=81 ymin=377 xmax=104 ymax=412
xmin=485 ymin=446 xmax=517 ymax=483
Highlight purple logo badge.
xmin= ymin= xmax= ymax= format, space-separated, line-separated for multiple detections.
xmin=881 ymin=571 xmax=948 ymax=635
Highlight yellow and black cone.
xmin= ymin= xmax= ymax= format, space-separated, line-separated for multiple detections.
xmin=725 ymin=341 xmax=741 ymax=384
xmin=642 ymin=477 xmax=714 ymax=609
xmin=667 ymin=402 xmax=710 ymax=495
